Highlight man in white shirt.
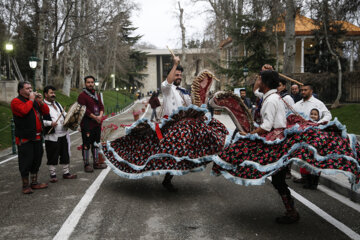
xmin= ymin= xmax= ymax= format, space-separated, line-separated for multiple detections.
xmin=243 ymin=70 xmax=299 ymax=224
xmin=160 ymin=56 xmax=191 ymax=192
xmin=161 ymin=56 xmax=191 ymax=118
xmin=293 ymin=83 xmax=332 ymax=124
xmin=43 ymin=86 xmax=77 ymax=183
xmin=292 ymin=83 xmax=332 ymax=189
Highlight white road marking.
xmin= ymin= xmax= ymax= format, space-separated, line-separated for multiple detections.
xmin=266 ymin=176 xmax=360 ymax=239
xmin=53 ymin=101 xmax=149 ymax=239
xmin=0 ymin=155 xmax=17 ymax=165
xmin=292 ymin=171 xmax=360 ymax=213
xmin=290 ymin=189 xmax=360 ymax=240
xmin=52 ymin=167 xmax=111 ymax=240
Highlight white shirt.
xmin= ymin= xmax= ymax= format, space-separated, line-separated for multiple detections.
xmin=281 ymin=94 xmax=295 ymax=114
xmin=161 ymin=80 xmax=192 ymax=117
xmin=293 ymin=96 xmax=332 ymax=123
xmin=43 ymin=100 xmax=68 ymax=142
xmin=260 ymin=89 xmax=287 ymax=131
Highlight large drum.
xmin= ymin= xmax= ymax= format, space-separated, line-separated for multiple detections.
xmin=63 ymin=102 xmax=86 ymax=131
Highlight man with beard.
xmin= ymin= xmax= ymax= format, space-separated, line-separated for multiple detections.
xmin=11 ymin=81 xmax=50 ymax=194
xmin=160 ymin=56 xmax=191 ymax=192
xmin=78 ymin=76 xmax=107 ymax=172
xmin=43 ymin=85 xmax=77 ymax=183
xmin=290 ymin=84 xmax=302 ymax=103
xmin=292 ymin=83 xmax=332 ymax=188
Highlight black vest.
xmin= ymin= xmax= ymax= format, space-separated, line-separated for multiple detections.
xmin=13 ymin=95 xmax=42 ymax=140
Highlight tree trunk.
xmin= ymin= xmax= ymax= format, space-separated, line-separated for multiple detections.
xmin=178 ymin=2 xmax=188 ymax=85
xmin=283 ymin=0 xmax=296 ymax=74
xmin=35 ymin=0 xmax=49 ymax=90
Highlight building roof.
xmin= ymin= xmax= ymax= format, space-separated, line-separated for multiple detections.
xmin=136 ymin=48 xmax=213 ymax=56
xmin=220 ymin=14 xmax=360 ymax=48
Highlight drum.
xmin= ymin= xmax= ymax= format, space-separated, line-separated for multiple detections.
xmin=63 ymin=102 xmax=86 ymax=131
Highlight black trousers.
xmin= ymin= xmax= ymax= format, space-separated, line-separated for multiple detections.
xmin=271 ymin=168 xmax=291 ymax=196
xmin=17 ymin=140 xmax=43 ymax=177
xmin=45 ymin=136 xmax=70 ymax=165
xmin=81 ymin=126 xmax=101 ymax=150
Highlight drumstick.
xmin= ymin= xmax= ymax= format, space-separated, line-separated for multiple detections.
xmin=166 ymin=45 xmax=176 ymax=58
xmin=48 ymin=106 xmax=66 ymax=134
xmin=279 ymin=73 xmax=304 ymax=86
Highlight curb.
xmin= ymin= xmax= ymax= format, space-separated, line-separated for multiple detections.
xmin=292 ymin=165 xmax=360 ymax=203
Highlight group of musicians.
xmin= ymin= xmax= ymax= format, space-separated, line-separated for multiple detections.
xmin=11 ymin=75 xmax=105 ymax=194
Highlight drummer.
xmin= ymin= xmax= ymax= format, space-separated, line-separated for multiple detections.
xmin=78 ymin=76 xmax=107 ymax=172
xmin=43 ymin=85 xmax=77 ymax=183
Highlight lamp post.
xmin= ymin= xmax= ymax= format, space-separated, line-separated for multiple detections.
xmin=124 ymin=87 xmax=127 ymax=104
xmin=115 ymin=87 xmax=119 ymax=111
xmin=5 ymin=43 xmax=14 ymax=80
xmin=29 ymin=56 xmax=38 ymax=90
xmin=243 ymin=66 xmax=249 ymax=83
xmin=111 ymin=74 xmax=115 ymax=89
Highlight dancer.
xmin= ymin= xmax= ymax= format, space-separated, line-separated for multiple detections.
xmin=160 ymin=56 xmax=192 ymax=191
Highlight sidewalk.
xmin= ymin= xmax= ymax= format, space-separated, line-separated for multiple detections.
xmin=213 ymin=112 xmax=360 ymax=203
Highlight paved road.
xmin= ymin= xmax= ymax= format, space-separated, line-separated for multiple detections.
xmin=1 ymin=100 xmax=360 ymax=240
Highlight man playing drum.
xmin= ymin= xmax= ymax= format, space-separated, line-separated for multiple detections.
xmin=78 ymin=76 xmax=107 ymax=172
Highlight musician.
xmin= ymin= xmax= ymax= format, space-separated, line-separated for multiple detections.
xmin=242 ymin=70 xmax=300 ymax=224
xmin=78 ymin=76 xmax=107 ymax=172
xmin=160 ymin=55 xmax=191 ymax=192
xmin=43 ymin=85 xmax=77 ymax=183
xmin=11 ymin=81 xmax=50 ymax=194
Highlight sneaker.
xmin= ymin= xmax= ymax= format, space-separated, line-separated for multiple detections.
xmin=84 ymin=165 xmax=94 ymax=173
xmin=63 ymin=173 xmax=77 ymax=179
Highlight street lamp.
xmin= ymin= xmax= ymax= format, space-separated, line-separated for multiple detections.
xmin=111 ymin=74 xmax=115 ymax=89
xmin=29 ymin=56 xmax=38 ymax=90
xmin=243 ymin=66 xmax=249 ymax=83
xmin=115 ymin=87 xmax=119 ymax=111
xmin=124 ymin=87 xmax=127 ymax=103
xmin=5 ymin=42 xmax=13 ymax=80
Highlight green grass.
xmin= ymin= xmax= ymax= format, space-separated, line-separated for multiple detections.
xmin=55 ymin=89 xmax=135 ymax=115
xmin=0 ymin=89 xmax=135 ymax=150
xmin=330 ymin=104 xmax=360 ymax=135
xmin=0 ymin=102 xmax=14 ymax=150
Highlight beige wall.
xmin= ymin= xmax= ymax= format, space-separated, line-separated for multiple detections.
xmin=0 ymin=80 xmax=18 ymax=103
xmin=140 ymin=56 xmax=158 ymax=94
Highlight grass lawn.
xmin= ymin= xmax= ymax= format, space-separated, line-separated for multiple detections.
xmin=0 ymin=102 xmax=14 ymax=150
xmin=330 ymin=104 xmax=360 ymax=135
xmin=0 ymin=89 xmax=135 ymax=150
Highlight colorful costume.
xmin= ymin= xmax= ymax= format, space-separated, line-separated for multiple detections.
xmin=99 ymin=72 xmax=360 ymax=192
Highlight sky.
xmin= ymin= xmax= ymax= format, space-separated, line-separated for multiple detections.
xmin=131 ymin=0 xmax=210 ymax=49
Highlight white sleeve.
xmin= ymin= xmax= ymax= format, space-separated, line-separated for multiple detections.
xmin=43 ymin=120 xmax=52 ymax=127
xmin=318 ymin=102 xmax=332 ymax=123
xmin=254 ymin=89 xmax=264 ymax=98
xmin=161 ymin=80 xmax=172 ymax=96
xmin=284 ymin=95 xmax=295 ymax=107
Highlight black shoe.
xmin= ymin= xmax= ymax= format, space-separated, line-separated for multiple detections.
xmin=293 ymin=177 xmax=305 ymax=184
xmin=162 ymin=181 xmax=178 ymax=192
xmin=275 ymin=211 xmax=300 ymax=224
